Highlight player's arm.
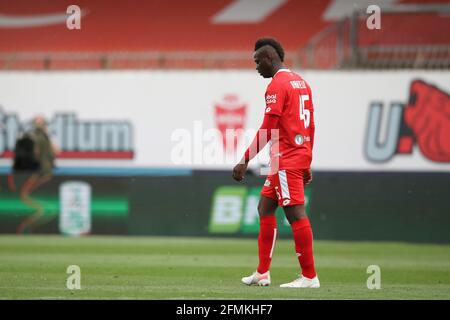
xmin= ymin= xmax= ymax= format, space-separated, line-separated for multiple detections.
xmin=244 ymin=114 xmax=280 ymax=162
xmin=232 ymin=113 xmax=280 ymax=182
xmin=232 ymin=83 xmax=284 ymax=182
xmin=244 ymin=83 xmax=284 ymax=162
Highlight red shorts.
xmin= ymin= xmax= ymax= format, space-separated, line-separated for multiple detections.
xmin=260 ymin=169 xmax=306 ymax=206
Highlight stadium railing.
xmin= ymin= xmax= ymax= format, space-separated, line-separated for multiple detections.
xmin=0 ymin=51 xmax=299 ymax=70
xmin=298 ymin=5 xmax=450 ymax=69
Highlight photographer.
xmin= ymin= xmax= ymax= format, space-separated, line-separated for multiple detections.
xmin=12 ymin=115 xmax=58 ymax=234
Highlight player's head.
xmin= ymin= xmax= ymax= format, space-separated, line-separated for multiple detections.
xmin=253 ymin=38 xmax=285 ymax=78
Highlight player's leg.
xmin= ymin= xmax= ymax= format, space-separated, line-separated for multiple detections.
xmin=256 ymin=195 xmax=278 ymax=274
xmin=278 ymin=169 xmax=319 ymax=288
xmin=17 ymin=173 xmax=43 ymax=234
xmin=242 ymin=177 xmax=278 ymax=286
xmin=281 ymin=204 xmax=319 ymax=287
xmin=241 ymin=195 xmax=278 ymax=286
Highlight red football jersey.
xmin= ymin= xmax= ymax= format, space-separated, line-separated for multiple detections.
xmin=264 ymin=69 xmax=315 ymax=172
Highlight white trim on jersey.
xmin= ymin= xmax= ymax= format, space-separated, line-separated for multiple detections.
xmin=278 ymin=170 xmax=291 ymax=199
xmin=275 ymin=68 xmax=291 ymax=75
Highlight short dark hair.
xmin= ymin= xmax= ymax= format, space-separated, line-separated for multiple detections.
xmin=254 ymin=38 xmax=285 ymax=62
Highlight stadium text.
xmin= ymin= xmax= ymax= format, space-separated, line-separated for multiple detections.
xmin=365 ymin=102 xmax=404 ymax=162
xmin=0 ymin=109 xmax=134 ymax=156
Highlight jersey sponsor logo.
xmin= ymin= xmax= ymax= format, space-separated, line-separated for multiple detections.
xmin=214 ymin=94 xmax=247 ymax=153
xmin=0 ymin=109 xmax=134 ymax=159
xmin=265 ymin=94 xmax=277 ymax=104
xmin=295 ymin=134 xmax=304 ymax=145
xmin=365 ymin=80 xmax=450 ymax=163
xmin=294 ymin=135 xmax=310 ymax=145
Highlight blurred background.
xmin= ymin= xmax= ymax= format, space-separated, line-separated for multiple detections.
xmin=0 ymin=0 xmax=449 ymax=243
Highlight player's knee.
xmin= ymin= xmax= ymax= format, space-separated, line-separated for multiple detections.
xmin=284 ymin=205 xmax=307 ymax=224
xmin=285 ymin=213 xmax=297 ymax=225
xmin=258 ymin=202 xmax=272 ymax=217
xmin=257 ymin=202 xmax=266 ymax=216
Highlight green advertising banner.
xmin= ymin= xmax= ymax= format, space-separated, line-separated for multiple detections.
xmin=208 ymin=186 xmax=247 ymax=233
xmin=209 ymin=185 xmax=312 ymax=235
xmin=0 ymin=175 xmax=129 ymax=235
xmin=1 ymin=171 xmax=448 ymax=243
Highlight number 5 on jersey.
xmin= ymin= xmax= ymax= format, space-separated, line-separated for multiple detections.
xmin=299 ymin=94 xmax=310 ymax=129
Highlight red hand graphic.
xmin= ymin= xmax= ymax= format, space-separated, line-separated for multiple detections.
xmin=404 ymin=80 xmax=450 ymax=162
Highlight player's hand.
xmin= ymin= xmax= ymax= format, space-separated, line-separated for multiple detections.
xmin=404 ymin=80 xmax=450 ymax=162
xmin=233 ymin=162 xmax=248 ymax=182
xmin=303 ymin=168 xmax=312 ymax=185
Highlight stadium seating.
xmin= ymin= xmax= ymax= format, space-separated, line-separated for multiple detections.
xmin=0 ymin=0 xmax=448 ymax=69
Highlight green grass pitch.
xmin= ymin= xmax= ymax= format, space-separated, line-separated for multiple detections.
xmin=0 ymin=235 xmax=449 ymax=299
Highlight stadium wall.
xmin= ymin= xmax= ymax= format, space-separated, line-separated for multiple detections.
xmin=0 ymin=70 xmax=449 ymax=242
xmin=0 ymin=171 xmax=449 ymax=243
xmin=1 ymin=70 xmax=449 ymax=171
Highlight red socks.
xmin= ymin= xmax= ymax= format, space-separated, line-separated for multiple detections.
xmin=256 ymin=215 xmax=316 ymax=278
xmin=257 ymin=215 xmax=277 ymax=274
xmin=291 ymin=218 xmax=316 ymax=279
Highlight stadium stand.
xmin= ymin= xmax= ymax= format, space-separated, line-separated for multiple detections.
xmin=301 ymin=4 xmax=450 ymax=69
xmin=0 ymin=0 xmax=448 ymax=69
